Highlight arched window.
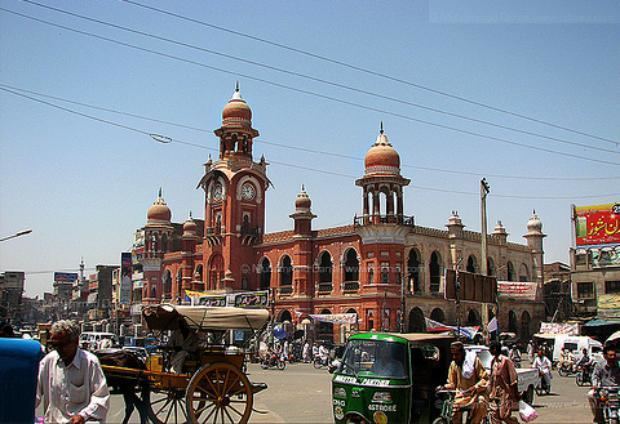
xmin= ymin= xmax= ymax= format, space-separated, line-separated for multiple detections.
xmin=507 ymin=262 xmax=516 ymax=282
xmin=519 ymin=264 xmax=530 ymax=282
xmin=161 ymin=233 xmax=168 ymax=253
xmin=381 ymin=264 xmax=389 ymax=284
xmin=487 ymin=257 xmax=496 ymax=276
xmin=343 ymin=249 xmax=359 ymax=281
xmin=368 ymin=267 xmax=375 ymax=285
xmin=467 ymin=309 xmax=481 ymax=326
xmin=259 ymin=258 xmax=271 ymax=290
xmin=317 ymin=309 xmax=334 ymax=344
xmin=521 ymin=311 xmax=532 ymax=339
xmin=195 ymin=264 xmax=203 ymax=281
xmin=407 ymin=308 xmax=426 ymax=332
xmin=176 ymin=269 xmax=182 ymax=298
xmin=430 ymin=308 xmax=445 ymax=323
xmin=150 ymin=285 xmax=157 ymax=299
xmin=466 ymin=255 xmax=478 ymax=273
xmin=508 ymin=310 xmax=518 ymax=333
xmin=162 ymin=270 xmax=172 ymax=298
xmin=318 ymin=252 xmax=332 ymax=283
xmin=278 ymin=310 xmax=292 ymax=323
xmin=407 ymin=249 xmax=422 ymax=294
xmin=430 ymin=251 xmax=442 ymax=293
xmin=280 ymin=256 xmax=293 ymax=286
xmin=209 ymin=255 xmax=224 ymax=290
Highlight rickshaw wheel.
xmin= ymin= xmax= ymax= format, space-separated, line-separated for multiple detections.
xmin=147 ymin=388 xmax=189 ymax=424
xmin=186 ymin=362 xmax=254 ymax=424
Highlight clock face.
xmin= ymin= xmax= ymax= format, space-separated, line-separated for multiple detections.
xmin=212 ymin=183 xmax=223 ymax=201
xmin=241 ymin=183 xmax=256 ymax=200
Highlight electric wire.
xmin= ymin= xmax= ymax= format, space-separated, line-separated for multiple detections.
xmin=19 ymin=0 xmax=620 ymax=156
xmin=122 ymin=0 xmax=620 ymax=146
xmin=2 ymin=86 xmax=619 ymax=201
xmin=1 ymin=7 xmax=618 ymax=167
xmin=2 ymin=82 xmax=618 ymax=182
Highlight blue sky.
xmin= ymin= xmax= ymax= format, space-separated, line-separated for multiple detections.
xmin=1 ymin=0 xmax=619 ymax=297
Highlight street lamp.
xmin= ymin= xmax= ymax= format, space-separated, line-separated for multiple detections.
xmin=0 ymin=228 xmax=32 ymax=242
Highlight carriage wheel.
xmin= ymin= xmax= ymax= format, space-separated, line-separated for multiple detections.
xmin=147 ymin=389 xmax=189 ymax=424
xmin=186 ymin=362 xmax=254 ymax=424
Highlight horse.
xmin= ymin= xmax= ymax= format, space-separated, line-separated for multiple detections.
xmin=96 ymin=350 xmax=150 ymax=424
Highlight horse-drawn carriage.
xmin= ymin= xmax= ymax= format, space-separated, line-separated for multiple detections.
xmin=100 ymin=304 xmax=269 ymax=424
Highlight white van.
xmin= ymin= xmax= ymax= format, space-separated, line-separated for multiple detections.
xmin=79 ymin=332 xmax=118 ymax=351
xmin=550 ymin=335 xmax=603 ymax=363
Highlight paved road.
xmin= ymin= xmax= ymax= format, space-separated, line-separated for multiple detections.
xmin=101 ymin=362 xmax=593 ymax=423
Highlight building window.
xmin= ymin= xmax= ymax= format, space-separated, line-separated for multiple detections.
xmin=577 ymin=282 xmax=594 ymax=298
xmin=368 ymin=267 xmax=375 ymax=285
xmin=605 ymin=281 xmax=620 ymax=294
xmin=381 ymin=263 xmax=389 ymax=284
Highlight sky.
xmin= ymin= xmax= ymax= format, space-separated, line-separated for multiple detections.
xmin=1 ymin=0 xmax=619 ymax=298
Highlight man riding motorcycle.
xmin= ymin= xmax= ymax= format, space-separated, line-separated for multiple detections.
xmin=438 ymin=341 xmax=489 ymax=424
xmin=533 ymin=348 xmax=552 ymax=393
xmin=577 ymin=348 xmax=594 ymax=381
xmin=589 ymin=345 xmax=620 ymax=423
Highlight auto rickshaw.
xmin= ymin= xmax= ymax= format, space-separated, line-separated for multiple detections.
xmin=331 ymin=332 xmax=454 ymax=424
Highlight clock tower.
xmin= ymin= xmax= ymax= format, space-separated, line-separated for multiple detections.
xmin=197 ymin=85 xmax=270 ymax=291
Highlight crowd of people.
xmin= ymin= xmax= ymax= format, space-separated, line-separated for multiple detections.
xmin=257 ymin=337 xmax=332 ymax=366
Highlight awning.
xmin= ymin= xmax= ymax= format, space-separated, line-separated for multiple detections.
xmin=607 ymin=331 xmax=620 ymax=343
xmin=583 ymin=318 xmax=620 ymax=327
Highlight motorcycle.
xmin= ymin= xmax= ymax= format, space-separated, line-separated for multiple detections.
xmin=260 ymin=353 xmax=286 ymax=370
xmin=558 ymin=360 xmax=577 ymax=377
xmin=313 ymin=355 xmax=329 ymax=369
xmin=576 ymin=365 xmax=593 ymax=386
xmin=596 ymin=386 xmax=620 ymax=424
xmin=536 ymin=370 xmax=551 ymax=396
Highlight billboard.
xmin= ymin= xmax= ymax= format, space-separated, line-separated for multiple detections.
xmin=54 ymin=272 xmax=78 ymax=283
xmin=120 ymin=252 xmax=132 ymax=305
xmin=574 ymin=203 xmax=620 ymax=247
xmin=598 ymin=294 xmax=620 ymax=319
xmin=445 ymin=270 xmax=497 ymax=303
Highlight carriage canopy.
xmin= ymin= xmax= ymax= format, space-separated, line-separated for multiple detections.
xmin=142 ymin=304 xmax=270 ymax=332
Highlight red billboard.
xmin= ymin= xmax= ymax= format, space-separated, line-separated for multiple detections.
xmin=574 ymin=203 xmax=620 ymax=247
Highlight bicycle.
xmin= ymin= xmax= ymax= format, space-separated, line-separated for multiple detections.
xmin=433 ymin=389 xmax=490 ymax=424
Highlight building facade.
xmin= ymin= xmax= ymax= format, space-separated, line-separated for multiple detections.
xmin=132 ymin=88 xmax=546 ymax=342
xmin=0 ymin=271 xmax=24 ymax=322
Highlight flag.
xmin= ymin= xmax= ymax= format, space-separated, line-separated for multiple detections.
xmin=488 ymin=317 xmax=498 ymax=333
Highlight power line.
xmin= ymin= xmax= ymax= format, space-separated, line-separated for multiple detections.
xmin=2 ymin=86 xmax=619 ymax=201
xmin=122 ymin=0 xmax=620 ymax=146
xmin=19 ymin=0 xmax=620 ymax=156
xmin=2 ymin=82 xmax=619 ymax=182
xmin=2 ymin=7 xmax=618 ymax=167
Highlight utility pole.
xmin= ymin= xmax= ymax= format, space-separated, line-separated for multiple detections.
xmin=480 ymin=178 xmax=491 ymax=340
xmin=400 ymin=268 xmax=405 ymax=333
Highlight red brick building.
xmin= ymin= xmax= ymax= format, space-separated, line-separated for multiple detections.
xmin=131 ymin=88 xmax=545 ymax=342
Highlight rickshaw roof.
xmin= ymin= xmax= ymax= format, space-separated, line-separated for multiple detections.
xmin=348 ymin=332 xmax=455 ymax=344
xmin=142 ymin=304 xmax=269 ymax=331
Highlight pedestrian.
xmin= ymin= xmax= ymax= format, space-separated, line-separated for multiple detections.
xmin=303 ymin=341 xmax=311 ymax=363
xmin=282 ymin=340 xmax=289 ymax=361
xmin=312 ymin=342 xmax=319 ymax=360
xmin=488 ymin=341 xmax=519 ymax=424
xmin=36 ymin=320 xmax=110 ymax=423
xmin=533 ymin=348 xmax=552 ymax=391
xmin=0 ymin=322 xmax=15 ymax=337
xmin=526 ymin=340 xmax=534 ymax=362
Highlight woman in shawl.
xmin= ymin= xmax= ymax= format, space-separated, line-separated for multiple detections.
xmin=488 ymin=341 xmax=520 ymax=424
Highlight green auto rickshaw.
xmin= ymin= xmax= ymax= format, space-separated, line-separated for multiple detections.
xmin=331 ymin=332 xmax=454 ymax=424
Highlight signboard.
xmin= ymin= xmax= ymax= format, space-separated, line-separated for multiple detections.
xmin=445 ymin=270 xmax=497 ymax=303
xmin=592 ymin=249 xmax=620 ymax=268
xmin=120 ymin=252 xmax=132 ymax=305
xmin=185 ymin=290 xmax=269 ymax=308
xmin=54 ymin=272 xmax=78 ymax=283
xmin=232 ymin=290 xmax=269 ymax=308
xmin=598 ymin=294 xmax=620 ymax=320
xmin=574 ymin=203 xmax=620 ymax=247
xmin=497 ymin=281 xmax=538 ymax=301
xmin=539 ymin=322 xmax=579 ymax=335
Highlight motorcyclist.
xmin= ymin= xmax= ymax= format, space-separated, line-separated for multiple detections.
xmin=559 ymin=347 xmax=575 ymax=372
xmin=577 ymin=348 xmax=593 ymax=378
xmin=589 ymin=345 xmax=620 ymax=423
xmin=509 ymin=344 xmax=522 ymax=368
xmin=533 ymin=348 xmax=552 ymax=392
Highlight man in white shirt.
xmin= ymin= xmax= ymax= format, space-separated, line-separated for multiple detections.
xmin=533 ymin=348 xmax=553 ymax=390
xmin=36 ymin=320 xmax=110 ymax=423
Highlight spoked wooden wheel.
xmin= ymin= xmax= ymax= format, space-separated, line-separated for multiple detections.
xmin=148 ymin=389 xmax=189 ymax=424
xmin=186 ymin=362 xmax=254 ymax=424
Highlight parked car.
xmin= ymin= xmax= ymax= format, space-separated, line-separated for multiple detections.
xmin=465 ymin=345 xmax=540 ymax=404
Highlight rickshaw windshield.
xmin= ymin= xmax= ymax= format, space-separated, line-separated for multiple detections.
xmin=341 ymin=340 xmax=408 ymax=379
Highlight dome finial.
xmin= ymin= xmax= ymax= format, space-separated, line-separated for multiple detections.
xmin=158 ymin=187 xmax=162 ymax=198
xmin=189 ymin=210 xmax=193 ymax=219
xmin=235 ymin=81 xmax=240 ymax=92
xmin=301 ymin=184 xmax=305 ymax=192
xmin=380 ymin=121 xmax=384 ymax=135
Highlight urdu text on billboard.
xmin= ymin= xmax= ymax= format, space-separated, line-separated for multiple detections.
xmin=574 ymin=203 xmax=620 ymax=247
xmin=54 ymin=272 xmax=78 ymax=283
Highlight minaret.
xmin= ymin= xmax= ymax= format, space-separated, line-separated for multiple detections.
xmin=524 ymin=210 xmax=546 ymax=295
xmin=290 ymin=185 xmax=316 ymax=236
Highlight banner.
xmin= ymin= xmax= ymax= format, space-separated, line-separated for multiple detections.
xmin=574 ymin=203 xmax=620 ymax=247
xmin=424 ymin=317 xmax=479 ymax=339
xmin=591 ymin=248 xmax=620 ymax=268
xmin=539 ymin=322 xmax=579 ymax=335
xmin=309 ymin=313 xmax=357 ymax=324
xmin=497 ymin=281 xmax=537 ymax=300
xmin=54 ymin=272 xmax=78 ymax=283
xmin=598 ymin=294 xmax=620 ymax=319
xmin=120 ymin=252 xmax=132 ymax=305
